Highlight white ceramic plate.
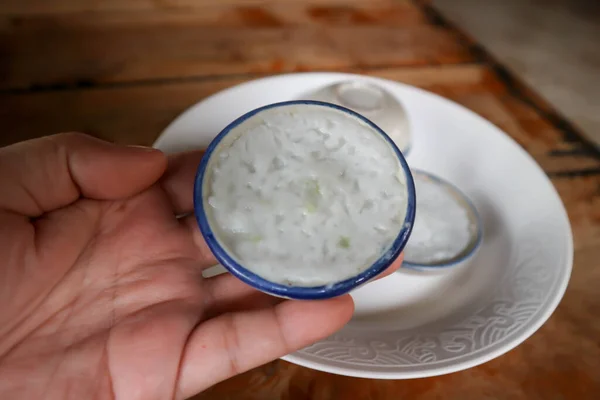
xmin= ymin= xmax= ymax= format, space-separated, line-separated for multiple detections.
xmin=154 ymin=73 xmax=573 ymax=379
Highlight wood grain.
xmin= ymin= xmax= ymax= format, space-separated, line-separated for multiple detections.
xmin=0 ymin=76 xmax=244 ymax=147
xmin=0 ymin=65 xmax=487 ymax=146
xmin=0 ymin=0 xmax=397 ymax=15
xmin=0 ymin=4 xmax=471 ymax=90
xmin=0 ymin=3 xmax=425 ymax=28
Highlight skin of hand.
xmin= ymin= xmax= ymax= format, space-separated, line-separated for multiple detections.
xmin=0 ymin=133 xmax=403 ymax=400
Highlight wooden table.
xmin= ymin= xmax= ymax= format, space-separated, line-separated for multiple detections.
xmin=1 ymin=0 xmax=599 ymax=398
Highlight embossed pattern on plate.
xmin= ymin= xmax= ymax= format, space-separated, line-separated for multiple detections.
xmin=298 ymin=220 xmax=565 ymax=370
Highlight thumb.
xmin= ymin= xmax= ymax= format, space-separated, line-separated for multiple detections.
xmin=0 ymin=132 xmax=167 ymax=217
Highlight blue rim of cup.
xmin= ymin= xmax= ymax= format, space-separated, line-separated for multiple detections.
xmin=402 ymin=169 xmax=483 ymax=270
xmin=193 ymin=100 xmax=416 ymax=300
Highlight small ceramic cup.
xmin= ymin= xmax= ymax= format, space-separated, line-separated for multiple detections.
xmin=303 ymin=80 xmax=412 ymax=155
xmin=193 ymin=100 xmax=416 ymax=299
xmin=402 ymin=169 xmax=482 ymax=270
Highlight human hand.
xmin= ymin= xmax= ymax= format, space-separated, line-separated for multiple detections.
xmin=0 ymin=133 xmax=402 ymax=399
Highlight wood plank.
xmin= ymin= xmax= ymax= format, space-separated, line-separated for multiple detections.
xmin=537 ymin=154 xmax=600 ymax=175
xmin=419 ymin=0 xmax=598 ymax=154
xmin=551 ymin=176 xmax=600 ymax=250
xmin=2 ymin=63 xmax=597 ymax=178
xmin=0 ymin=77 xmax=244 ymax=147
xmin=0 ymin=0 xmax=397 ymax=16
xmin=0 ymin=65 xmax=499 ymax=147
xmin=371 ymin=63 xmax=504 ymax=92
xmin=0 ymin=3 xmax=425 ymax=29
xmin=0 ymin=5 xmax=472 ymax=90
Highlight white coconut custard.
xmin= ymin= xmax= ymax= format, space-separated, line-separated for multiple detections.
xmin=202 ymin=104 xmax=409 ymax=287
xmin=403 ymin=172 xmax=477 ymax=265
